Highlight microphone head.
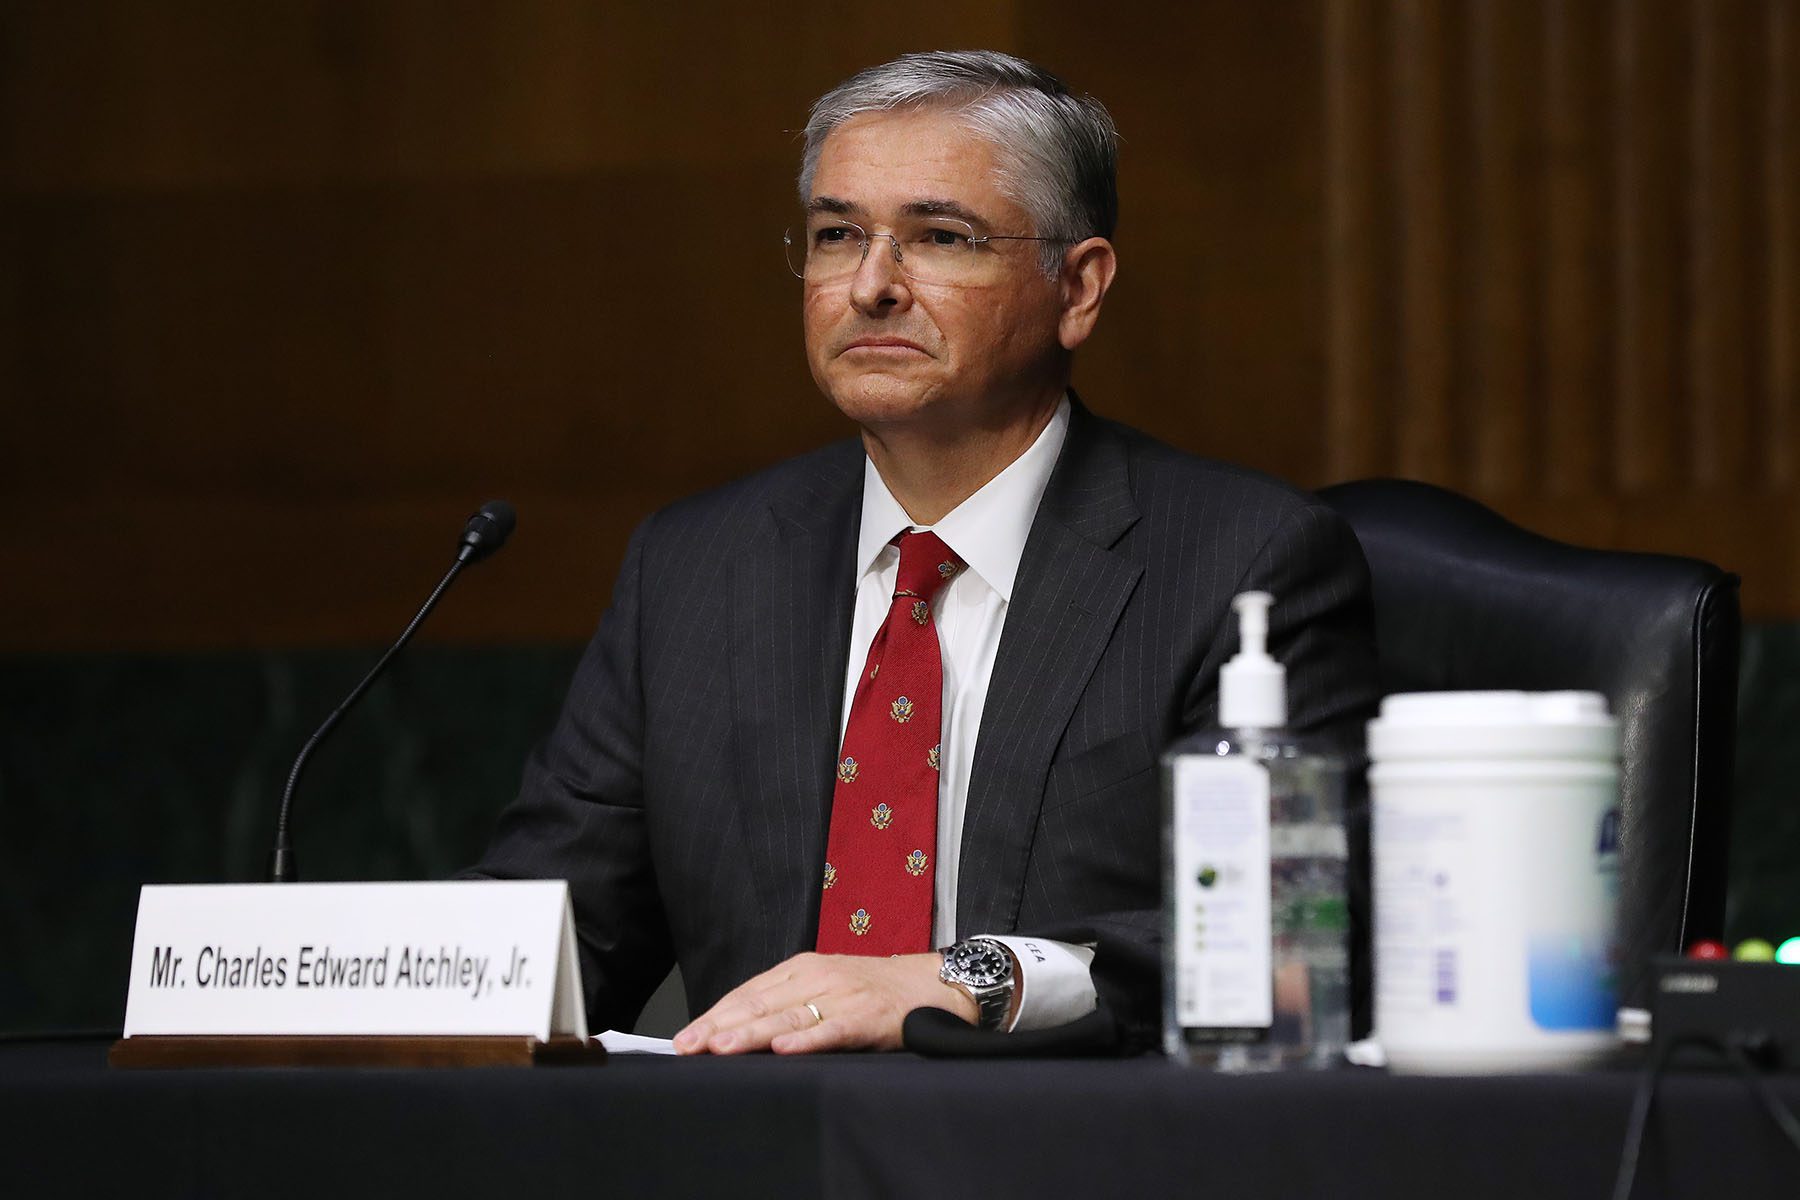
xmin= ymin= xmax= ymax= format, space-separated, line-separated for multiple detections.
xmin=458 ymin=500 xmax=516 ymax=564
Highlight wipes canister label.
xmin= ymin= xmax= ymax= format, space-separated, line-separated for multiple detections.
xmin=1526 ymin=805 xmax=1621 ymax=1030
xmin=1372 ymin=766 xmax=1620 ymax=1063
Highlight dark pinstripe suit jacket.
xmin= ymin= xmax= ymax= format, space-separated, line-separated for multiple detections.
xmin=473 ymin=400 xmax=1380 ymax=1043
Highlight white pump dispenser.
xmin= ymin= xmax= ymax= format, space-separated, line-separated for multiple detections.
xmin=1218 ymin=591 xmax=1285 ymax=730
xmin=1163 ymin=588 xmax=1350 ymax=1070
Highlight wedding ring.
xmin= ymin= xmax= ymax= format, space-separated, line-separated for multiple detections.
xmin=804 ymin=1001 xmax=825 ymax=1026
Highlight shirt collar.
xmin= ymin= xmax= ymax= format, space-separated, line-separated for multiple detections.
xmin=854 ymin=395 xmax=1071 ymax=604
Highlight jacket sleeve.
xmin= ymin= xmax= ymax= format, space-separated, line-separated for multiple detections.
xmin=463 ymin=516 xmax=675 ymax=1034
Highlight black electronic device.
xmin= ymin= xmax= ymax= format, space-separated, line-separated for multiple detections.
xmin=1650 ymin=956 xmax=1800 ymax=1070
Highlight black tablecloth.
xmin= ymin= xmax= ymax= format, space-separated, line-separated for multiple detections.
xmin=4 ymin=1039 xmax=1797 ymax=1198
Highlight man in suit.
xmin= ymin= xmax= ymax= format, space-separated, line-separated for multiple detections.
xmin=472 ymin=50 xmax=1378 ymax=1053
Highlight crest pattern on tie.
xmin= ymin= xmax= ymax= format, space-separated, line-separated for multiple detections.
xmin=816 ymin=529 xmax=963 ymax=956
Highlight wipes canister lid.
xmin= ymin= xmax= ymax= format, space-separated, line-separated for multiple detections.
xmin=1367 ymin=690 xmax=1618 ymax=763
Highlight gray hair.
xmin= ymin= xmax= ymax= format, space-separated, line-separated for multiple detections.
xmin=799 ymin=50 xmax=1118 ymax=273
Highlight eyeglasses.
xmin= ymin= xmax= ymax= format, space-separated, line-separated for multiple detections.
xmin=782 ymin=216 xmax=1065 ymax=287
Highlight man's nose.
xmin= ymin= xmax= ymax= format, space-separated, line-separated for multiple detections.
xmin=847 ymin=234 xmax=912 ymax=315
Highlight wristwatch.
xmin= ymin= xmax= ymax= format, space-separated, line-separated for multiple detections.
xmin=937 ymin=937 xmax=1017 ymax=1031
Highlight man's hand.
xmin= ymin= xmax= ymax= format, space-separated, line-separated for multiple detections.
xmin=672 ymin=952 xmax=978 ymax=1055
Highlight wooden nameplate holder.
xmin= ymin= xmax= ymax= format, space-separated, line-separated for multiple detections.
xmin=119 ymin=882 xmax=598 ymax=1070
xmin=109 ymin=1034 xmax=606 ymax=1069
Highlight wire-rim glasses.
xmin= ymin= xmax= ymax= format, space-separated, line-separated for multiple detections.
xmin=783 ymin=216 xmax=1065 ymax=287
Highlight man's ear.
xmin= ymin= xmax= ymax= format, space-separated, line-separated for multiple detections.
xmin=1057 ymin=237 xmax=1117 ymax=352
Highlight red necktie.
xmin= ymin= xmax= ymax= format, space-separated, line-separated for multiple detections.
xmin=816 ymin=530 xmax=964 ymax=956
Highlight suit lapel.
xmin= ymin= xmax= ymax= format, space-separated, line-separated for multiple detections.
xmin=731 ymin=446 xmax=862 ymax=962
xmin=957 ymin=404 xmax=1143 ymax=937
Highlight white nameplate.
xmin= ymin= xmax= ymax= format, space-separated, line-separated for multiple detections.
xmin=121 ymin=881 xmax=586 ymax=1041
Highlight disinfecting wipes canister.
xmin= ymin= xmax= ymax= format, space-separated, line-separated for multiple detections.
xmin=1368 ymin=692 xmax=1621 ymax=1074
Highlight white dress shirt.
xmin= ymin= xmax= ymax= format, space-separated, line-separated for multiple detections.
xmin=840 ymin=396 xmax=1098 ymax=1031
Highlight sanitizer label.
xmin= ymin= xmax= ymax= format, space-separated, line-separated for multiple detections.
xmin=1173 ymin=757 xmax=1272 ymax=1030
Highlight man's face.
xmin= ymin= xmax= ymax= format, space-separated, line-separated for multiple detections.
xmin=801 ymin=108 xmax=1069 ymax=434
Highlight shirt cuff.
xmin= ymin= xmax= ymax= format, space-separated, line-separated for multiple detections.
xmin=982 ymin=935 xmax=1098 ymax=1032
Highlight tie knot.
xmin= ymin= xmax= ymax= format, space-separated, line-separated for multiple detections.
xmin=893 ymin=530 xmax=964 ymax=600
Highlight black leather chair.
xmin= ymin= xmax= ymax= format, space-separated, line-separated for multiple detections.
xmin=1318 ymin=479 xmax=1740 ymax=1010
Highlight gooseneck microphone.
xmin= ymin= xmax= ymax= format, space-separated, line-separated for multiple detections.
xmin=267 ymin=500 xmax=516 ymax=882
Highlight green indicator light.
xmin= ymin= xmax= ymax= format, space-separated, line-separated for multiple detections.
xmin=1776 ymin=938 xmax=1800 ymax=965
xmin=1735 ymin=938 xmax=1776 ymax=963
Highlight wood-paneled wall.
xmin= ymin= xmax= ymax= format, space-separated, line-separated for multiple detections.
xmin=3 ymin=1 xmax=1796 ymax=652
xmin=1320 ymin=0 xmax=1799 ymax=608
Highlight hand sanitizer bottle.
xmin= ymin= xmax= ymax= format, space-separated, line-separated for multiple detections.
xmin=1163 ymin=591 xmax=1350 ymax=1069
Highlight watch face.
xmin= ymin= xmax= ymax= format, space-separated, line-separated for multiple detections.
xmin=948 ymin=941 xmax=1011 ymax=988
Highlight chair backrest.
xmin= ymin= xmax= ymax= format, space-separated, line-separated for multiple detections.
xmin=1318 ymin=479 xmax=1741 ymax=1009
